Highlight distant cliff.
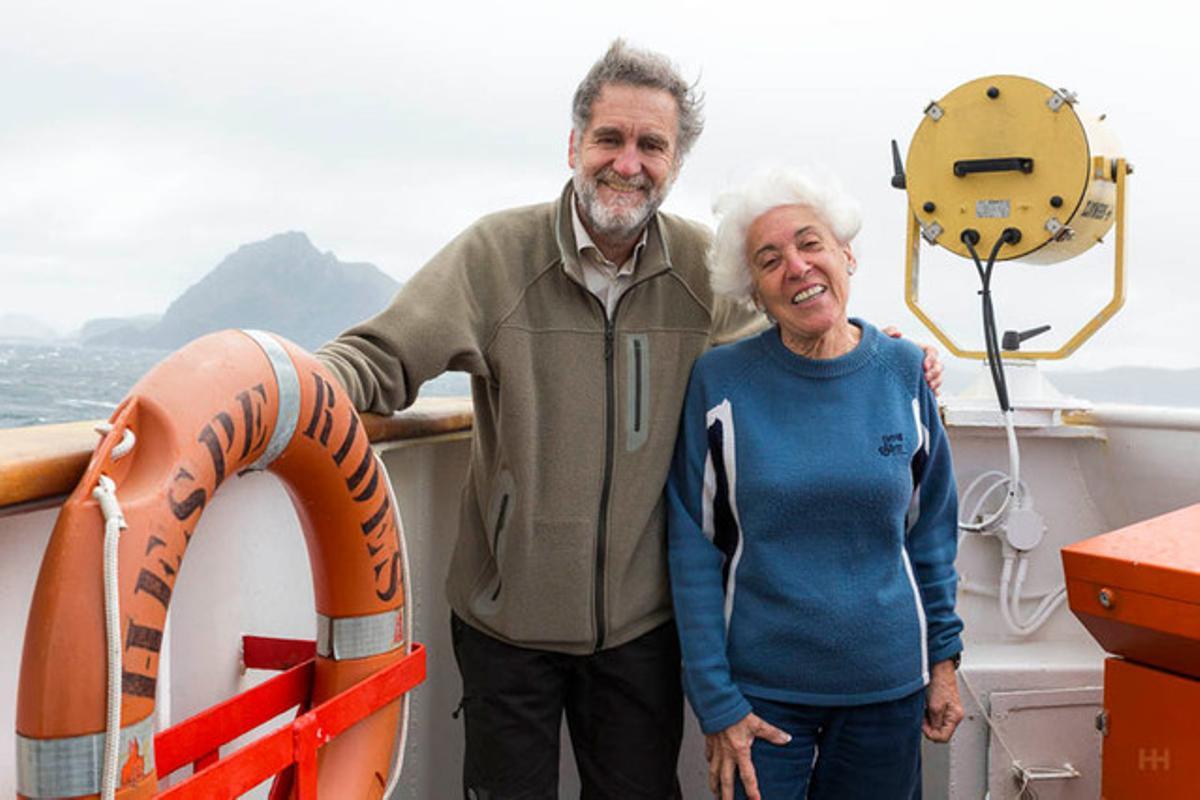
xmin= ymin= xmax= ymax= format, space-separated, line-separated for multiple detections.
xmin=86 ymin=232 xmax=400 ymax=350
xmin=80 ymin=314 xmax=161 ymax=343
xmin=0 ymin=314 xmax=58 ymax=341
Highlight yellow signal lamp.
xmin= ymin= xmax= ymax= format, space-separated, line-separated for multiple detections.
xmin=898 ymin=75 xmax=1131 ymax=360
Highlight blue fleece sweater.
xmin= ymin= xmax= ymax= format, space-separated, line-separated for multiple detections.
xmin=667 ymin=320 xmax=962 ymax=735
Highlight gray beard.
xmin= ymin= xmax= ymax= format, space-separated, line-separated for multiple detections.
xmin=572 ymin=166 xmax=669 ymax=240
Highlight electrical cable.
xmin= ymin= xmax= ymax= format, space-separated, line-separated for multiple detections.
xmin=955 ymin=229 xmax=1066 ymax=636
xmin=957 ymin=230 xmax=1022 ymax=536
xmin=962 ymin=231 xmax=1014 ymax=412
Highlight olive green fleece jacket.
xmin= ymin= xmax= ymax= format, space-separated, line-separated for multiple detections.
xmin=317 ymin=182 xmax=763 ymax=654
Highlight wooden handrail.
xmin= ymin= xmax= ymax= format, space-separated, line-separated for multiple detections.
xmin=0 ymin=397 xmax=473 ymax=511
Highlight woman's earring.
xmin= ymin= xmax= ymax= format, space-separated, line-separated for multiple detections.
xmin=847 ymin=263 xmax=857 ymax=275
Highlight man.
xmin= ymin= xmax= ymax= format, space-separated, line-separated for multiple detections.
xmin=318 ymin=40 xmax=941 ymax=799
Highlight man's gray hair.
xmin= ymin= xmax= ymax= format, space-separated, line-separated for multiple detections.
xmin=709 ymin=167 xmax=863 ymax=307
xmin=572 ymin=39 xmax=705 ymax=162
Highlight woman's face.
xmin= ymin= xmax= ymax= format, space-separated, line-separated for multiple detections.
xmin=746 ymin=204 xmax=855 ymax=343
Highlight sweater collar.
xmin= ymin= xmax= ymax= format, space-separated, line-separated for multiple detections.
xmin=553 ymin=180 xmax=673 ymax=283
xmin=760 ymin=318 xmax=879 ymax=379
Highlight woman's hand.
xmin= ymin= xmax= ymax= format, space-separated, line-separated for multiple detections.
xmin=705 ymin=712 xmax=791 ymax=800
xmin=882 ymin=325 xmax=944 ymax=395
xmin=923 ymin=658 xmax=964 ymax=742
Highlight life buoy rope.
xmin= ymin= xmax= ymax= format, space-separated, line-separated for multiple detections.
xmin=16 ymin=329 xmax=409 ymax=799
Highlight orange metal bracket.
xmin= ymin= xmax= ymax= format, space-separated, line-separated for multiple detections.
xmin=153 ymin=639 xmax=425 ymax=798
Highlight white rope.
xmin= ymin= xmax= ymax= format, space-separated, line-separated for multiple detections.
xmin=378 ymin=451 xmax=412 ymax=800
xmin=93 ymin=474 xmax=128 ymax=800
xmin=94 ymin=423 xmax=137 ymax=461
xmin=960 ymin=671 xmax=1078 ymax=798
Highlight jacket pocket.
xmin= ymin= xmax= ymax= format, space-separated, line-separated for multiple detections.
xmin=480 ymin=469 xmax=515 ymax=604
xmin=625 ymin=334 xmax=650 ymax=452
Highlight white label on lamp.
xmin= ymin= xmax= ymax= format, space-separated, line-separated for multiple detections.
xmin=976 ymin=199 xmax=1011 ymax=218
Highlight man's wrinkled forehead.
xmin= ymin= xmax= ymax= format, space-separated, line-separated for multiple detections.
xmin=582 ymin=82 xmax=680 ymax=142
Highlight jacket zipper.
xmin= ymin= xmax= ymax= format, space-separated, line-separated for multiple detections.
xmin=571 ymin=262 xmax=663 ymax=652
xmin=595 ymin=316 xmax=615 ymax=650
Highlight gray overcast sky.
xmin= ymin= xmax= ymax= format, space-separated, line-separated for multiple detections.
xmin=3 ymin=0 xmax=1194 ymax=370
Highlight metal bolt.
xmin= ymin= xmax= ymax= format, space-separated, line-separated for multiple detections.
xmin=987 ymin=86 xmax=1000 ymax=99
xmin=1098 ymin=588 xmax=1114 ymax=609
xmin=1050 ymin=195 xmax=1063 ymax=208
xmin=1096 ymin=710 xmax=1109 ymax=735
xmin=923 ymin=201 xmax=936 ymax=213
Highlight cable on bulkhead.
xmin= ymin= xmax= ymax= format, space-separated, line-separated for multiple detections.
xmin=955 ymin=231 xmax=1065 ymax=637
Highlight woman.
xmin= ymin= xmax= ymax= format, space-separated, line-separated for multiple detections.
xmin=667 ymin=168 xmax=964 ymax=800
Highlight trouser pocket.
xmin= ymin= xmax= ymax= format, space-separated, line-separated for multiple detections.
xmin=449 ymin=613 xmax=563 ymax=799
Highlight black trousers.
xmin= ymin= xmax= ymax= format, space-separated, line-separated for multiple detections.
xmin=451 ymin=613 xmax=684 ymax=800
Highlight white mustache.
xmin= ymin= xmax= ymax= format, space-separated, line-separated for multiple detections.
xmin=597 ymin=169 xmax=649 ymax=192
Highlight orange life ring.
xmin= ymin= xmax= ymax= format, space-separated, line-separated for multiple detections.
xmin=16 ymin=330 xmax=408 ymax=799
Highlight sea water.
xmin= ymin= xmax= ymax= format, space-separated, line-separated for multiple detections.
xmin=0 ymin=341 xmax=470 ymax=429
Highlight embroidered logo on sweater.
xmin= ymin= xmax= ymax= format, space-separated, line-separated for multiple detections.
xmin=878 ymin=433 xmax=908 ymax=457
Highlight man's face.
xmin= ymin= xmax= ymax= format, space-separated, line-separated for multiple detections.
xmin=569 ymin=83 xmax=680 ymax=240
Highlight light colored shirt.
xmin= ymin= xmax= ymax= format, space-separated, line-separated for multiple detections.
xmin=569 ymin=195 xmax=647 ymax=319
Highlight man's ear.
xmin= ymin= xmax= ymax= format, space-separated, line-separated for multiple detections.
xmin=568 ymin=129 xmax=578 ymax=170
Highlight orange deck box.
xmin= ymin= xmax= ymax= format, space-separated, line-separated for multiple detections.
xmin=1062 ymin=503 xmax=1200 ymax=677
xmin=1063 ymin=503 xmax=1200 ymax=798
xmin=1099 ymin=657 xmax=1200 ymax=799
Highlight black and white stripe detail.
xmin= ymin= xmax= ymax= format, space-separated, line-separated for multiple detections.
xmin=703 ymin=399 xmax=744 ymax=631
xmin=904 ymin=396 xmax=930 ymax=683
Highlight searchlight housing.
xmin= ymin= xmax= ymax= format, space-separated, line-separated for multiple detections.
xmin=894 ymin=74 xmax=1131 ymax=361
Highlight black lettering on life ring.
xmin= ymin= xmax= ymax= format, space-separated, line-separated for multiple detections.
xmin=361 ymin=496 xmax=391 ymax=536
xmin=252 ymin=383 xmax=269 ymax=452
xmin=236 ymin=389 xmax=255 ymax=459
xmin=121 ymin=671 xmax=156 ymax=699
xmin=373 ymin=552 xmax=401 ymax=602
xmin=332 ymin=413 xmax=359 ymax=467
xmin=198 ymin=424 xmax=226 ymax=488
xmin=168 ymin=486 xmax=207 ymax=521
xmin=346 ymin=446 xmax=373 ymax=492
xmin=303 ymin=373 xmax=336 ymax=446
xmin=236 ymin=383 xmax=270 ymax=461
xmin=214 ymin=411 xmax=234 ymax=447
xmin=352 ymin=463 xmax=380 ymax=504
xmin=125 ymin=621 xmax=163 ymax=654
xmin=133 ymin=569 xmax=172 ymax=610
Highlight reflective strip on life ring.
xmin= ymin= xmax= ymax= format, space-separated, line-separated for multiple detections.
xmin=316 ymin=608 xmax=405 ymax=661
xmin=242 ymin=328 xmax=302 ymax=470
xmin=15 ymin=717 xmax=155 ymax=799
xmin=16 ymin=329 xmax=409 ymax=799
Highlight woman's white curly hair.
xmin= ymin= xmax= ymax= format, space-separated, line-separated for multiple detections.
xmin=709 ymin=166 xmax=863 ymax=308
